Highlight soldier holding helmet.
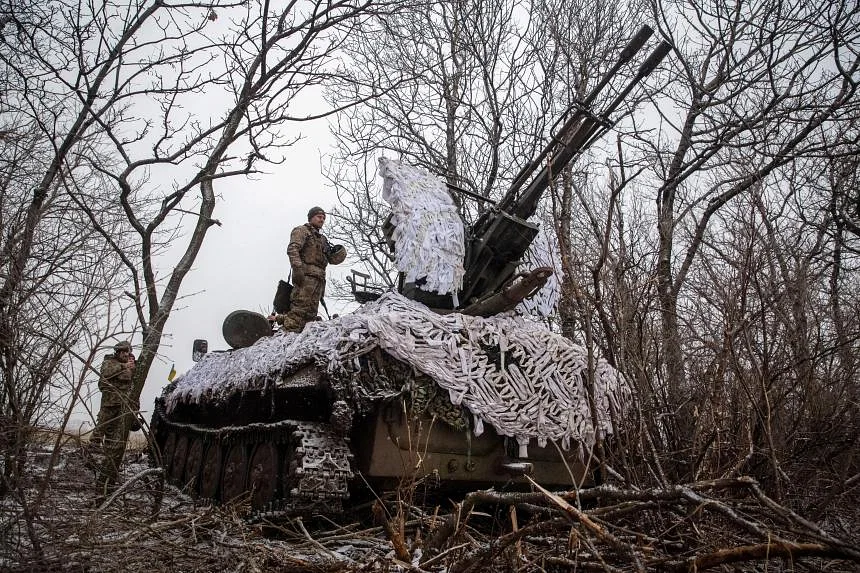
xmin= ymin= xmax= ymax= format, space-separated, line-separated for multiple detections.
xmin=270 ymin=207 xmax=347 ymax=333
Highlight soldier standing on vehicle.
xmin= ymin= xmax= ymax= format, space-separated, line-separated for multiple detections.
xmin=92 ymin=340 xmax=140 ymax=489
xmin=269 ymin=207 xmax=346 ymax=333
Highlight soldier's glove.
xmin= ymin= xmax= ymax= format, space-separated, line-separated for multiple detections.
xmin=292 ymin=267 xmax=305 ymax=288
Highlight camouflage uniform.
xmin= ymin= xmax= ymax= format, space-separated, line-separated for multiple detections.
xmin=276 ymin=221 xmax=346 ymax=332
xmin=92 ymin=347 xmax=138 ymax=488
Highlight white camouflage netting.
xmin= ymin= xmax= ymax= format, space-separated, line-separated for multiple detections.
xmin=167 ymin=292 xmax=631 ymax=452
xmin=517 ymin=225 xmax=561 ymax=317
xmin=378 ymin=157 xmax=465 ymax=298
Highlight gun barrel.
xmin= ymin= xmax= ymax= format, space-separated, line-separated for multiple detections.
xmin=459 ymin=28 xmax=671 ymax=310
xmin=638 ymin=40 xmax=673 ymax=78
xmin=618 ymin=25 xmax=654 ymax=64
xmin=583 ymin=25 xmax=654 ymax=108
xmin=498 ymin=25 xmax=658 ymax=219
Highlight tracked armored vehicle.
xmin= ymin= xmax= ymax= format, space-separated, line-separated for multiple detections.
xmin=150 ymin=28 xmax=670 ymax=515
xmin=152 ymin=293 xmax=633 ymax=513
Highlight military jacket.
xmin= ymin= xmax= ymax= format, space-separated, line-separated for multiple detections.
xmin=288 ymin=223 xmax=330 ymax=279
xmin=101 ymin=355 xmax=133 ymax=384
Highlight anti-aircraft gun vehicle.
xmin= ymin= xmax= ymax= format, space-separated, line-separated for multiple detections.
xmin=150 ymin=27 xmax=671 ymax=516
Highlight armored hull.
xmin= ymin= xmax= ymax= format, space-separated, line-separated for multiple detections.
xmin=151 ymin=293 xmax=630 ymax=515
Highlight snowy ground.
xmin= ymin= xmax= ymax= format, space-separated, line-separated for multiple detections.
xmin=3 ymin=439 xmax=858 ymax=572
xmin=1 ymin=442 xmax=408 ymax=572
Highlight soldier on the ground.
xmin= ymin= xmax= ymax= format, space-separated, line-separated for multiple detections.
xmin=92 ymin=340 xmax=140 ymax=490
xmin=269 ymin=207 xmax=346 ymax=333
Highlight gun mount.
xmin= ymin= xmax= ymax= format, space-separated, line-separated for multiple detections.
xmin=387 ymin=25 xmax=671 ymax=316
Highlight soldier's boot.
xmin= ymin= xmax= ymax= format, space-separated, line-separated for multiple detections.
xmin=84 ymin=451 xmax=102 ymax=472
xmin=96 ymin=462 xmax=119 ymax=498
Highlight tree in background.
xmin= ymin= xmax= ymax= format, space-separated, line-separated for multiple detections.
xmin=324 ymin=0 xmax=559 ymax=292
xmin=540 ymin=0 xmax=860 ymax=510
xmin=0 ymin=115 xmax=135 ymax=497
xmin=528 ymin=0 xmax=649 ymax=346
xmin=634 ymin=0 xmax=860 ymax=484
xmin=0 ymin=0 xmax=397 ymax=495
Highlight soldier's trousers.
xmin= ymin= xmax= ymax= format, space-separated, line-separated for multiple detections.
xmin=280 ymin=275 xmax=325 ymax=333
xmin=93 ymin=381 xmax=138 ymax=489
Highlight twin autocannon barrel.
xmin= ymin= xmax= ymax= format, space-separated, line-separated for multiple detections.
xmin=457 ymin=25 xmax=672 ymax=309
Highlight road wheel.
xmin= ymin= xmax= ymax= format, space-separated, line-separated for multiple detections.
xmin=200 ymin=443 xmax=222 ymax=499
xmin=184 ymin=437 xmax=205 ymax=492
xmin=162 ymin=433 xmax=177 ymax=477
xmin=221 ymin=443 xmax=249 ymax=503
xmin=249 ymin=442 xmax=279 ymax=509
xmin=170 ymin=434 xmax=189 ymax=482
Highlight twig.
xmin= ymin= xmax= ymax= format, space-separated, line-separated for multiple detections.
xmin=529 ymin=477 xmax=646 ymax=572
xmin=448 ymin=517 xmax=570 ymax=573
xmin=91 ymin=467 xmax=164 ymax=517
xmin=661 ymin=541 xmax=860 ymax=571
xmin=418 ymin=542 xmax=471 ymax=568
xmin=746 ymin=480 xmax=860 ymax=559
xmin=374 ymin=499 xmax=411 ymax=562
xmin=294 ymin=517 xmax=344 ymax=561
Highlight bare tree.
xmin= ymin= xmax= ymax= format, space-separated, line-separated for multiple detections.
xmin=0 ymin=114 xmax=132 ymax=505
xmin=645 ymin=0 xmax=859 ymax=423
xmin=527 ymin=0 xmax=650 ymax=344
xmin=324 ymin=0 xmax=553 ymax=290
xmin=543 ymin=0 xmax=860 ymax=498
xmin=1 ymin=0 xmax=398 ymax=490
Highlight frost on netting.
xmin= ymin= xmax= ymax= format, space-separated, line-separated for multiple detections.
xmin=517 ymin=225 xmax=561 ymax=317
xmin=378 ymin=157 xmax=465 ymax=298
xmin=166 ymin=292 xmax=631 ymax=452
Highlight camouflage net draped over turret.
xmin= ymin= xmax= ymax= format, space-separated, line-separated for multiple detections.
xmin=517 ymin=225 xmax=561 ymax=317
xmin=378 ymin=158 xmax=465 ymax=298
xmin=166 ymin=292 xmax=631 ymax=452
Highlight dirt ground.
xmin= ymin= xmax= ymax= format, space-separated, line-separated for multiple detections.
xmin=3 ymin=438 xmax=859 ymax=572
xmin=1 ymin=440 xmax=399 ymax=572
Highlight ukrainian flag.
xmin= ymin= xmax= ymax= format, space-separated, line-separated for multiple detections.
xmin=168 ymin=364 xmax=177 ymax=382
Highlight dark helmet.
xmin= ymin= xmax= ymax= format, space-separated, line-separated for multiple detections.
xmin=114 ymin=340 xmax=132 ymax=352
xmin=327 ymin=243 xmax=347 ymax=264
xmin=307 ymin=206 xmax=325 ymax=220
